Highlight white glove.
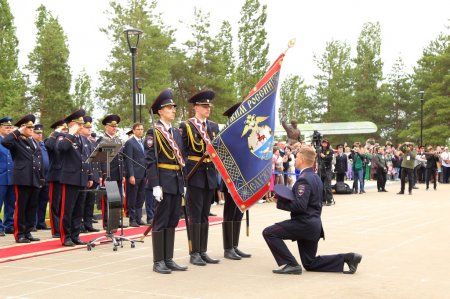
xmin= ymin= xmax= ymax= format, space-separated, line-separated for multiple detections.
xmin=153 ymin=186 xmax=163 ymax=202
xmin=184 ymin=187 xmax=187 ymax=195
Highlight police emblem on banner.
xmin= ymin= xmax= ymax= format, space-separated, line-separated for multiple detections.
xmin=242 ymin=114 xmax=273 ymax=160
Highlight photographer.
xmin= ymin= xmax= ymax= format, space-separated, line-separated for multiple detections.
xmin=317 ymin=139 xmax=334 ymax=205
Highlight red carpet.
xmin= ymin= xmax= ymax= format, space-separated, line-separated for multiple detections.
xmin=0 ymin=216 xmax=223 ymax=263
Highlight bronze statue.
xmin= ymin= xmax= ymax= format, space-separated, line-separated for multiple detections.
xmin=280 ymin=111 xmax=302 ymax=145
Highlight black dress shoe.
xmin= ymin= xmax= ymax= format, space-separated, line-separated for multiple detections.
xmin=208 ymin=212 xmax=217 ymax=217
xmin=153 ymin=261 xmax=172 ymax=274
xmin=17 ymin=237 xmax=31 ymax=243
xmin=0 ymin=231 xmax=5 ymax=237
xmin=72 ymin=238 xmax=87 ymax=245
xmin=412 ymin=186 xmax=419 ymax=189
xmin=80 ymin=227 xmax=88 ymax=233
xmin=272 ymin=264 xmax=302 ymax=275
xmin=92 ymin=219 xmax=98 ymax=223
xmin=234 ymin=247 xmax=251 ymax=258
xmin=86 ymin=227 xmax=100 ymax=232
xmin=52 ymin=234 xmax=61 ymax=238
xmin=129 ymin=221 xmax=140 ymax=227
xmin=344 ymin=252 xmax=362 ymax=274
xmin=147 ymin=219 xmax=153 ymax=225
xmin=382 ymin=189 xmax=388 ymax=192
xmin=36 ymin=225 xmax=51 ymax=230
xmin=63 ymin=240 xmax=75 ymax=247
xmin=165 ymin=259 xmax=188 ymax=271
xmin=4 ymin=228 xmax=14 ymax=234
xmin=136 ymin=220 xmax=146 ymax=226
xmin=224 ymin=249 xmax=242 ymax=260
xmin=26 ymin=235 xmax=40 ymax=242
xmin=31 ymin=227 xmax=37 ymax=232
xmin=190 ymin=253 xmax=207 ymax=266
xmin=200 ymin=252 xmax=220 ymax=264
xmin=397 ymin=191 xmax=404 ymax=195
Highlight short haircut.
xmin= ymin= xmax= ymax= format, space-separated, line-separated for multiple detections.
xmin=132 ymin=122 xmax=143 ymax=130
xmin=297 ymin=146 xmax=316 ymax=165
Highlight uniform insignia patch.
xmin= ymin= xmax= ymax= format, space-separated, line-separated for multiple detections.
xmin=146 ymin=135 xmax=153 ymax=148
xmin=58 ymin=136 xmax=64 ymax=141
xmin=297 ymin=184 xmax=306 ymax=196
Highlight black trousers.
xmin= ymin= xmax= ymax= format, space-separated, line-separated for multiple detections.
xmin=13 ymin=185 xmax=40 ymax=240
xmin=425 ymin=168 xmax=437 ymax=189
xmin=60 ymin=184 xmax=85 ymax=243
xmin=223 ymin=190 xmax=243 ymax=222
xmin=186 ymin=186 xmax=214 ymax=224
xmin=35 ymin=184 xmax=49 ymax=228
xmin=320 ymin=169 xmax=333 ymax=203
xmin=81 ymin=182 xmax=98 ymax=229
xmin=376 ymin=168 xmax=387 ymax=191
xmin=262 ymin=223 xmax=344 ymax=272
xmin=49 ymin=181 xmax=62 ymax=235
xmin=152 ymin=192 xmax=182 ymax=232
xmin=335 ymin=173 xmax=345 ymax=183
xmin=125 ymin=178 xmax=145 ymax=223
xmin=400 ymin=168 xmax=414 ymax=193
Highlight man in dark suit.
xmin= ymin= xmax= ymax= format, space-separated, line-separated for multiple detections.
xmin=57 ymin=109 xmax=93 ymax=246
xmin=179 ymin=90 xmax=220 ymax=266
xmin=32 ymin=124 xmax=51 ymax=230
xmin=263 ymin=146 xmax=362 ymax=275
xmin=0 ymin=117 xmax=16 ymax=236
xmin=2 ymin=114 xmax=44 ymax=243
xmin=45 ymin=119 xmax=68 ymax=238
xmin=98 ymin=114 xmax=124 ymax=228
xmin=124 ymin=122 xmax=146 ymax=227
xmin=220 ymin=103 xmax=252 ymax=261
xmin=145 ymin=89 xmax=187 ymax=274
xmin=334 ymin=144 xmax=348 ymax=183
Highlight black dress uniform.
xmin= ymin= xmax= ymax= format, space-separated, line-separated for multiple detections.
xmin=33 ymin=124 xmax=50 ymax=230
xmin=57 ymin=109 xmax=92 ymax=246
xmin=317 ymin=140 xmax=334 ymax=205
xmin=124 ymin=130 xmax=146 ymax=226
xmin=145 ymin=89 xmax=187 ymax=274
xmin=45 ymin=119 xmax=68 ymax=237
xmin=263 ymin=167 xmax=362 ymax=275
xmin=221 ymin=103 xmax=251 ymax=260
xmin=179 ymin=90 xmax=220 ymax=266
xmin=98 ymin=114 xmax=123 ymax=228
xmin=2 ymin=114 xmax=44 ymax=243
xmin=80 ymin=116 xmax=101 ymax=232
xmin=334 ymin=145 xmax=348 ymax=183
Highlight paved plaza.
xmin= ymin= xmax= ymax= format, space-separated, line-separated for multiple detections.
xmin=1 ymin=181 xmax=450 ymax=298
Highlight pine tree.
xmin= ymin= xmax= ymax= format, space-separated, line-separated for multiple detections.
xmin=26 ymin=5 xmax=73 ymax=133
xmin=279 ymin=75 xmax=314 ymax=124
xmin=72 ymin=69 xmax=94 ymax=115
xmin=0 ymin=0 xmax=27 ymax=119
xmin=236 ymin=0 xmax=269 ymax=100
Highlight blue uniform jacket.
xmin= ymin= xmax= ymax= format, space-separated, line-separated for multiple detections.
xmin=0 ymin=135 xmax=13 ymax=186
xmin=124 ymin=137 xmax=146 ymax=180
xmin=276 ymin=167 xmax=325 ymax=241
xmin=56 ymin=134 xmax=92 ymax=187
xmin=144 ymin=122 xmax=184 ymax=195
xmin=2 ymin=130 xmax=45 ymax=188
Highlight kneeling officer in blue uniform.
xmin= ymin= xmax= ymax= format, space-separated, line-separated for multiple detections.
xmin=263 ymin=146 xmax=362 ymax=275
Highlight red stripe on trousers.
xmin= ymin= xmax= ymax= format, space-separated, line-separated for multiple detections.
xmin=48 ymin=182 xmax=54 ymax=235
xmin=13 ymin=185 xmax=19 ymax=241
xmin=59 ymin=184 xmax=67 ymax=244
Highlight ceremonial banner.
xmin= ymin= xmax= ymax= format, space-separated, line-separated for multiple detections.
xmin=207 ymin=53 xmax=285 ymax=212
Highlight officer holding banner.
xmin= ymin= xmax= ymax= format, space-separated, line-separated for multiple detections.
xmin=145 ymin=88 xmax=187 ymax=274
xmin=221 ymin=102 xmax=251 ymax=261
xmin=179 ymin=90 xmax=220 ymax=266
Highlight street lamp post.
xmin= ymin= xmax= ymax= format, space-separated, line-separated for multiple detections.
xmin=419 ymin=91 xmax=424 ymax=146
xmin=135 ymin=77 xmax=144 ymax=123
xmin=123 ymin=28 xmax=144 ymax=123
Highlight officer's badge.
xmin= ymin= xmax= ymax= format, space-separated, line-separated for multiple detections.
xmin=57 ymin=136 xmax=64 ymax=141
xmin=241 ymin=114 xmax=273 ymax=160
xmin=146 ymin=135 xmax=153 ymax=148
xmin=297 ymin=184 xmax=306 ymax=196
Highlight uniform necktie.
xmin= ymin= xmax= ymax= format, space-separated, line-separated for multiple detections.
xmin=139 ymin=139 xmax=144 ymax=152
xmin=168 ymin=127 xmax=172 ymax=136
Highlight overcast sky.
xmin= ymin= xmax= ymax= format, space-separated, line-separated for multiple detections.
xmin=9 ymin=0 xmax=450 ymax=93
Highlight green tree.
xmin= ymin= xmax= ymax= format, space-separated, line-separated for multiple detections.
xmin=97 ymin=0 xmax=175 ymax=128
xmin=0 ymin=0 xmax=27 ymax=119
xmin=352 ymin=22 xmax=385 ymax=140
xmin=404 ymin=33 xmax=450 ymax=146
xmin=26 ymin=5 xmax=73 ymax=132
xmin=279 ymin=74 xmax=314 ymax=123
xmin=72 ymin=69 xmax=94 ymax=115
xmin=236 ymin=0 xmax=269 ymax=100
xmin=313 ymin=40 xmax=353 ymax=122
xmin=382 ymin=57 xmax=415 ymax=145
